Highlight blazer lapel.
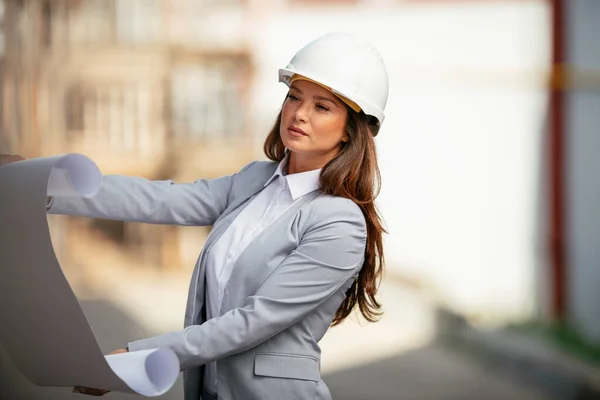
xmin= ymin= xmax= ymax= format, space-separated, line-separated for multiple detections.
xmin=205 ymin=161 xmax=278 ymax=253
xmin=185 ymin=161 xmax=279 ymax=326
xmin=219 ymin=190 xmax=322 ymax=316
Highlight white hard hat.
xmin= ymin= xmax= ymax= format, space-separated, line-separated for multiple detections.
xmin=279 ymin=32 xmax=389 ymax=131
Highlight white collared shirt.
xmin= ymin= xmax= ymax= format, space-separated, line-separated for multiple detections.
xmin=203 ymin=154 xmax=321 ymax=394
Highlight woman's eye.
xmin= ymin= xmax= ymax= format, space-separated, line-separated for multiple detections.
xmin=287 ymin=94 xmax=299 ymax=101
xmin=316 ymin=104 xmax=329 ymax=111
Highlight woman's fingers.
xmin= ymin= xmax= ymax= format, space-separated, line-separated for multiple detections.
xmin=70 ymin=350 xmax=126 ymax=396
xmin=72 ymin=386 xmax=110 ymax=396
xmin=0 ymin=154 xmax=25 ymax=165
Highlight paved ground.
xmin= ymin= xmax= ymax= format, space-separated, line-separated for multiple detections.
xmin=1 ymin=259 xmax=550 ymax=400
xmin=325 ymin=344 xmax=549 ymax=400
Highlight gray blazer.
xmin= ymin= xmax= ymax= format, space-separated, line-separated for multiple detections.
xmin=49 ymin=160 xmax=366 ymax=400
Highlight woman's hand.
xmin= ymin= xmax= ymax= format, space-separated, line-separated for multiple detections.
xmin=72 ymin=348 xmax=128 ymax=396
xmin=0 ymin=154 xmax=25 ymax=165
xmin=108 ymin=348 xmax=128 ymax=355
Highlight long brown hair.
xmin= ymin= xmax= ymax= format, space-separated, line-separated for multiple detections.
xmin=263 ymin=107 xmax=386 ymax=326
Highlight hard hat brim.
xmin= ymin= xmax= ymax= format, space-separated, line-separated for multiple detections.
xmin=278 ymin=67 xmax=386 ymax=128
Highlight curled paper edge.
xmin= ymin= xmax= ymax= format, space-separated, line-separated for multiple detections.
xmin=0 ymin=154 xmax=179 ymax=396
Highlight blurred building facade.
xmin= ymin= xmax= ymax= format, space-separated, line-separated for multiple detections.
xmin=0 ymin=0 xmax=258 ymax=272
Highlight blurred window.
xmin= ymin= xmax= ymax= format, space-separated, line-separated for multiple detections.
xmin=67 ymin=0 xmax=113 ymax=45
xmin=65 ymin=85 xmax=85 ymax=133
xmin=170 ymin=61 xmax=247 ymax=141
xmin=116 ymin=0 xmax=242 ymax=45
xmin=115 ymin=0 xmax=162 ymax=44
xmin=41 ymin=1 xmax=52 ymax=49
xmin=90 ymin=219 xmax=126 ymax=243
xmin=64 ymin=82 xmax=164 ymax=154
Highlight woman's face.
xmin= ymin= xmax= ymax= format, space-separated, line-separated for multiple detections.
xmin=280 ymin=79 xmax=348 ymax=163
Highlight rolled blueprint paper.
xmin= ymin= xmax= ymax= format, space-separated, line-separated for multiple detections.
xmin=0 ymin=154 xmax=179 ymax=396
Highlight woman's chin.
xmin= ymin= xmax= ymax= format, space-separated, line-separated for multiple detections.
xmin=281 ymin=138 xmax=307 ymax=153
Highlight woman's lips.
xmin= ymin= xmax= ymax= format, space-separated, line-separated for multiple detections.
xmin=288 ymin=126 xmax=307 ymax=137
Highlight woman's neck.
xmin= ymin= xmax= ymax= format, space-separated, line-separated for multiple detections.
xmin=287 ymin=152 xmax=332 ymax=174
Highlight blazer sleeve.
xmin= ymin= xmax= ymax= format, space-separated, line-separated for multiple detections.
xmin=47 ymin=161 xmax=256 ymax=226
xmin=126 ymin=198 xmax=367 ymax=370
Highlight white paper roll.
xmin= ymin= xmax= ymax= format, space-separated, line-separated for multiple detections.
xmin=0 ymin=154 xmax=179 ymax=396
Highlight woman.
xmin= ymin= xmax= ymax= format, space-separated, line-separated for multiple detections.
xmin=0 ymin=32 xmax=388 ymax=400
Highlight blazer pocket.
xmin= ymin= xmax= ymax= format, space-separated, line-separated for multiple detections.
xmin=254 ymin=353 xmax=320 ymax=382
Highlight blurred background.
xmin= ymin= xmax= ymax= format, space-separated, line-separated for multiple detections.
xmin=1 ymin=0 xmax=599 ymax=399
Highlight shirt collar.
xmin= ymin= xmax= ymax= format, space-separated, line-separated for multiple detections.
xmin=264 ymin=153 xmax=321 ymax=200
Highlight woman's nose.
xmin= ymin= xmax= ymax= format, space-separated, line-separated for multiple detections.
xmin=293 ymin=103 xmax=309 ymax=123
